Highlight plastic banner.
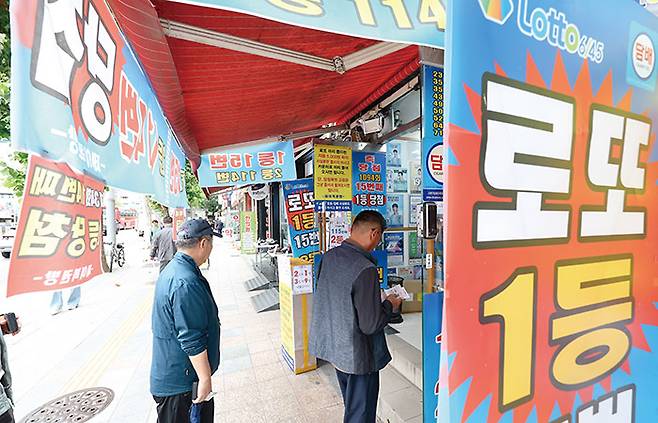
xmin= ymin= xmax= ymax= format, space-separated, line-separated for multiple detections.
xmin=441 ymin=1 xmax=658 ymax=422
xmin=282 ymin=178 xmax=319 ymax=263
xmin=168 ymin=0 xmax=446 ymax=48
xmin=10 ymin=0 xmax=188 ymax=209
xmin=423 ymin=291 xmax=443 ymax=423
xmin=197 ymin=141 xmax=296 ymax=187
xmin=7 ymin=156 xmax=104 ymax=297
xmin=240 ymin=211 xmax=256 ymax=254
xmin=352 ymin=151 xmax=387 ymax=216
xmin=171 ymin=208 xmax=186 ymax=242
xmin=422 ymin=65 xmax=445 ymax=202
xmin=314 ymin=145 xmax=352 ymax=202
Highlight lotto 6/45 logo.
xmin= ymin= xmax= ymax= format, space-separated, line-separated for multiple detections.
xmin=478 ymin=0 xmax=514 ymax=25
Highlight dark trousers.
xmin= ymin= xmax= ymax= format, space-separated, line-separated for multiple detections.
xmin=0 ymin=409 xmax=14 ymax=423
xmin=335 ymin=369 xmax=380 ymax=423
xmin=153 ymin=392 xmax=214 ymax=423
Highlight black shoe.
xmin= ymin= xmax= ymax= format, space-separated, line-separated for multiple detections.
xmin=389 ymin=312 xmax=404 ymax=324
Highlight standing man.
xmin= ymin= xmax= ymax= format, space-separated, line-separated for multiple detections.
xmin=151 ymin=216 xmax=176 ymax=273
xmin=309 ymin=210 xmax=402 ymax=423
xmin=150 ymin=219 xmax=221 ymax=423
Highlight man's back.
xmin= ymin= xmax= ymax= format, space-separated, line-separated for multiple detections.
xmin=151 ymin=226 xmax=176 ymax=263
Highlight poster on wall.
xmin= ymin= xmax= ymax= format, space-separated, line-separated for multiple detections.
xmin=7 ymin=156 xmax=104 ymax=297
xmin=386 ymin=194 xmax=404 ymax=228
xmin=10 ymin=1 xmax=188 ymax=209
xmin=421 ymin=65 xmax=445 ymax=203
xmin=410 ymin=163 xmax=422 ymax=193
xmin=409 ymin=232 xmax=423 ymax=263
xmin=314 ymin=145 xmax=352 ymax=211
xmin=409 ymin=195 xmax=422 ymax=226
xmin=326 ymin=212 xmax=351 ymax=249
xmin=388 ymin=168 xmax=409 ymax=193
xmin=197 ymin=141 xmax=296 ymax=187
xmin=352 ymin=151 xmax=387 ymax=216
xmin=384 ymin=232 xmax=404 ymax=266
xmin=282 ymin=179 xmax=319 ymax=263
xmin=387 ymin=142 xmax=403 ymax=167
xmin=239 ymin=211 xmax=256 ymax=254
xmin=441 ymin=1 xmax=658 ymax=422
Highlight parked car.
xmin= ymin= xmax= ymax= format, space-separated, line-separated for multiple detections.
xmin=0 ymin=223 xmax=16 ymax=259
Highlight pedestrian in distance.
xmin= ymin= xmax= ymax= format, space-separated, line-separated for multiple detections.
xmin=0 ymin=312 xmax=21 ymax=423
xmin=150 ymin=218 xmax=221 ymax=423
xmin=49 ymin=287 xmax=81 ymax=316
xmin=309 ymin=210 xmax=403 ymax=423
xmin=150 ymin=216 xmax=176 ymax=273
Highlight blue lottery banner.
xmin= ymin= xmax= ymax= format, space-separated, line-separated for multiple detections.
xmin=198 ymin=140 xmax=296 ymax=187
xmin=282 ymin=178 xmax=319 ymax=263
xmin=441 ymin=1 xmax=658 ymax=422
xmin=171 ymin=0 xmax=446 ymax=48
xmin=421 ymin=66 xmax=445 ymax=202
xmin=352 ymin=151 xmax=387 ymax=216
xmin=11 ymin=0 xmax=188 ymax=208
xmin=423 ymin=292 xmax=444 ymax=423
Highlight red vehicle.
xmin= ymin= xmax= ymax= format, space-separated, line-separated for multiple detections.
xmin=117 ymin=209 xmax=138 ymax=230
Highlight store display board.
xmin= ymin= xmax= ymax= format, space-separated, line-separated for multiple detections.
xmin=421 ymin=65 xmax=445 ymax=203
xmin=352 ymin=151 xmax=386 ymax=216
xmin=423 ymin=292 xmax=444 ymax=423
xmin=239 ymin=211 xmax=256 ymax=254
xmin=282 ymin=179 xmax=319 ymax=263
xmin=278 ymin=255 xmax=317 ymax=375
xmin=314 ymin=145 xmax=352 ymax=207
xmin=441 ymin=0 xmax=658 ymax=422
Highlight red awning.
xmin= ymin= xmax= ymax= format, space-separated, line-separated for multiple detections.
xmin=109 ymin=1 xmax=420 ymax=157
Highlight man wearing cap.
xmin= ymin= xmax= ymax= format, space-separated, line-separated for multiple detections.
xmin=150 ymin=219 xmax=221 ymax=423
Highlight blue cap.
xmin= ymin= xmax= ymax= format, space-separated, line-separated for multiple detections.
xmin=177 ymin=218 xmax=221 ymax=240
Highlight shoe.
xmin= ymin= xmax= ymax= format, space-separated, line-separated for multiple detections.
xmin=50 ymin=308 xmax=62 ymax=316
xmin=66 ymin=304 xmax=79 ymax=311
xmin=388 ymin=312 xmax=404 ymax=324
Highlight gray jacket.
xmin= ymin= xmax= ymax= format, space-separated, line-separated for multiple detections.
xmin=0 ymin=334 xmax=13 ymax=416
xmin=309 ymin=240 xmax=393 ymax=374
xmin=150 ymin=226 xmax=176 ymax=263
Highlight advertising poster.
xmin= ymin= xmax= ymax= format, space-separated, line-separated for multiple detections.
xmin=409 ymin=232 xmax=423 ymax=262
xmin=411 ymin=162 xmax=423 ymax=193
xmin=239 ymin=211 xmax=256 ymax=254
xmin=282 ymin=179 xmax=319 ymax=263
xmin=388 ymin=168 xmax=409 ymax=193
xmin=171 ymin=208 xmax=186 ymax=242
xmin=387 ymin=142 xmax=403 ymax=167
xmin=441 ymin=1 xmax=658 ymax=422
xmin=7 ymin=156 xmax=104 ymax=297
xmin=314 ymin=145 xmax=352 ymax=203
xmin=422 ymin=66 xmax=445 ymax=203
xmin=409 ymin=195 xmax=422 ymax=226
xmin=352 ymin=151 xmax=387 ymax=216
xmin=423 ymin=292 xmax=444 ymax=423
xmin=198 ymin=141 xmax=296 ymax=187
xmin=10 ymin=1 xmax=188 ymax=209
xmin=326 ymin=212 xmax=351 ymax=250
xmin=386 ymin=194 xmax=404 ymax=228
xmin=384 ymin=232 xmax=404 ymax=266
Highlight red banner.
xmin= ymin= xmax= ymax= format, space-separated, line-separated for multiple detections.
xmin=7 ymin=156 xmax=104 ymax=297
xmin=171 ymin=208 xmax=186 ymax=242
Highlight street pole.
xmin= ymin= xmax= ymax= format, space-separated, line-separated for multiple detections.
xmin=105 ymin=189 xmax=117 ymax=245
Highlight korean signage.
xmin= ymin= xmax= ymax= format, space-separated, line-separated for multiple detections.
xmin=10 ymin=0 xmax=188 ymax=209
xmin=197 ymin=141 xmax=296 ymax=187
xmin=423 ymin=292 xmax=443 ymax=423
xmin=421 ymin=65 xmax=444 ymax=202
xmin=171 ymin=208 xmax=186 ymax=242
xmin=282 ymin=179 xmax=319 ymax=263
xmin=352 ymin=151 xmax=386 ymax=216
xmin=240 ymin=211 xmax=256 ymax=254
xmin=7 ymin=156 xmax=104 ymax=297
xmin=170 ymin=0 xmax=445 ymax=48
xmin=440 ymin=1 xmax=658 ymax=422
xmin=314 ymin=145 xmax=352 ymax=204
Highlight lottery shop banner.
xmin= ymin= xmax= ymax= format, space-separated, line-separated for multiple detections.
xmin=11 ymin=0 xmax=188 ymax=209
xmin=282 ymin=178 xmax=319 ymax=263
xmin=421 ymin=65 xmax=446 ymax=203
xmin=440 ymin=1 xmax=658 ymax=422
xmin=7 ymin=156 xmax=104 ymax=297
xmin=197 ymin=141 xmax=296 ymax=187
xmin=167 ymin=0 xmax=445 ymax=48
xmin=352 ymin=151 xmax=387 ymax=216
xmin=314 ymin=144 xmax=352 ymax=212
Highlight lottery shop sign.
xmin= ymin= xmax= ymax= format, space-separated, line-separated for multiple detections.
xmin=314 ymin=144 xmax=352 ymax=202
xmin=282 ymin=179 xmax=319 ymax=263
xmin=421 ymin=65 xmax=445 ymax=203
xmin=197 ymin=141 xmax=296 ymax=187
xmin=10 ymin=0 xmax=188 ymax=209
xmin=7 ymin=156 xmax=104 ymax=297
xmin=352 ymin=151 xmax=386 ymax=216
xmin=441 ymin=1 xmax=658 ymax=422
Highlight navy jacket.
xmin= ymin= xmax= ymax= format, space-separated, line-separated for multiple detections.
xmin=150 ymin=253 xmax=220 ymax=396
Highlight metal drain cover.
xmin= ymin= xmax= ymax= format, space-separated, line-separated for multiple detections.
xmin=20 ymin=387 xmax=114 ymax=423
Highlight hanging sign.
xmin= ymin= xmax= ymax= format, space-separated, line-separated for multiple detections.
xmin=421 ymin=65 xmax=445 ymax=202
xmin=168 ymin=0 xmax=446 ymax=48
xmin=10 ymin=0 xmax=188 ymax=209
xmin=171 ymin=208 xmax=186 ymax=242
xmin=240 ymin=211 xmax=257 ymax=254
xmin=352 ymin=151 xmax=387 ymax=216
xmin=7 ymin=156 xmax=104 ymax=297
xmin=198 ymin=141 xmax=296 ymax=187
xmin=441 ymin=1 xmax=658 ymax=422
xmin=314 ymin=144 xmax=353 ymax=208
xmin=282 ymin=178 xmax=319 ymax=263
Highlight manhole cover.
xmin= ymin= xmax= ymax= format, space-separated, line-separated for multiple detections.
xmin=20 ymin=387 xmax=114 ymax=423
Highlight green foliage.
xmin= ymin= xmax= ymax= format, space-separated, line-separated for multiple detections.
xmin=184 ymin=160 xmax=205 ymax=209
xmin=146 ymin=197 xmax=168 ymax=219
xmin=202 ymin=196 xmax=220 ymax=217
xmin=0 ymin=1 xmax=10 ymax=141
xmin=0 ymin=151 xmax=27 ymax=197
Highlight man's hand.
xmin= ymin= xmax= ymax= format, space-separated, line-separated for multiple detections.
xmin=0 ymin=315 xmax=20 ymax=336
xmin=385 ymin=294 xmax=403 ymax=311
xmin=193 ymin=377 xmax=212 ymax=403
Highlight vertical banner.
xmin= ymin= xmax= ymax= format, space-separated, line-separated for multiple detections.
xmin=10 ymin=0 xmax=188 ymax=208
xmin=240 ymin=211 xmax=256 ymax=254
xmin=314 ymin=144 xmax=352 ymax=210
xmin=282 ymin=178 xmax=319 ymax=263
xmin=422 ymin=66 xmax=445 ymax=203
xmin=352 ymin=151 xmax=387 ymax=216
xmin=441 ymin=1 xmax=658 ymax=422
xmin=197 ymin=141 xmax=296 ymax=187
xmin=171 ymin=208 xmax=186 ymax=242
xmin=8 ymin=156 xmax=104 ymax=296
xmin=423 ymin=292 xmax=444 ymax=423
